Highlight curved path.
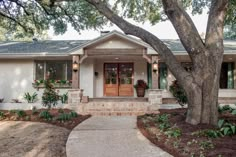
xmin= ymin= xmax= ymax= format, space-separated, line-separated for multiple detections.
xmin=66 ymin=116 xmax=172 ymax=157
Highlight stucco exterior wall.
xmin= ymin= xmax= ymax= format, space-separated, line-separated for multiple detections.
xmin=0 ymin=59 xmax=71 ymax=103
xmin=92 ymin=58 xmax=148 ymax=98
xmin=80 ymin=58 xmax=95 ymax=98
xmin=0 ymin=60 xmax=35 ymax=102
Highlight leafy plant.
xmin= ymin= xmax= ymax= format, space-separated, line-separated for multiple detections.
xmin=15 ymin=110 xmax=26 ymax=118
xmin=133 ymin=80 xmax=149 ymax=89
xmin=164 ymin=127 xmax=182 ymax=138
xmin=60 ymin=92 xmax=68 ymax=104
xmin=199 ymin=140 xmax=214 ymax=150
xmin=218 ymin=119 xmax=236 ymax=136
xmin=42 ymin=79 xmax=59 ymax=109
xmin=24 ymin=92 xmax=38 ymax=103
xmin=169 ymin=80 xmax=187 ymax=107
xmin=155 ymin=114 xmax=171 ymax=131
xmin=70 ymin=111 xmax=78 ymax=118
xmin=218 ymin=105 xmax=233 ymax=113
xmin=57 ymin=113 xmax=71 ymax=121
xmin=39 ymin=110 xmax=53 ymax=120
xmin=192 ymin=129 xmax=222 ymax=138
xmin=0 ymin=111 xmax=5 ymax=118
xmin=232 ymin=109 xmax=236 ymax=115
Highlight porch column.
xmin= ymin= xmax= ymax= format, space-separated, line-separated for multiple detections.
xmin=72 ymin=55 xmax=80 ymax=89
xmin=151 ymin=55 xmax=159 ymax=89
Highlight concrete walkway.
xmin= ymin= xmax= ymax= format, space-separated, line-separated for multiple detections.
xmin=66 ymin=116 xmax=172 ymax=157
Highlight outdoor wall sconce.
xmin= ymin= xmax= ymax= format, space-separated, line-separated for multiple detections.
xmin=73 ymin=61 xmax=79 ymax=72
xmin=152 ymin=61 xmax=158 ymax=73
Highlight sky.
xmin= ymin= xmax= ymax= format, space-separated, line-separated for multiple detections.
xmin=48 ymin=10 xmax=208 ymax=40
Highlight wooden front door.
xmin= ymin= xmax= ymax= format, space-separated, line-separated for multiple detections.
xmin=104 ymin=63 xmax=134 ymax=96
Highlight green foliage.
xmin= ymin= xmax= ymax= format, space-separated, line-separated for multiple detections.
xmin=42 ymin=79 xmax=59 ymax=109
xmin=155 ymin=114 xmax=171 ymax=131
xmin=0 ymin=111 xmax=5 ymax=118
xmin=39 ymin=110 xmax=53 ymax=120
xmin=60 ymin=93 xmax=68 ymax=104
xmin=57 ymin=113 xmax=71 ymax=121
xmin=169 ymin=80 xmax=187 ymax=107
xmin=70 ymin=111 xmax=78 ymax=118
xmin=232 ymin=109 xmax=236 ymax=115
xmin=15 ymin=110 xmax=26 ymax=118
xmin=192 ymin=129 xmax=222 ymax=138
xmin=24 ymin=92 xmax=38 ymax=103
xmin=218 ymin=119 xmax=236 ymax=136
xmin=199 ymin=140 xmax=214 ymax=150
xmin=0 ymin=0 xmax=106 ymax=37
xmin=164 ymin=127 xmax=182 ymax=138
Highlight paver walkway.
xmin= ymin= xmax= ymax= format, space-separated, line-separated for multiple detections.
xmin=66 ymin=116 xmax=172 ymax=157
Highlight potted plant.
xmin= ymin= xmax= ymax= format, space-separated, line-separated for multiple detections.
xmin=134 ymin=80 xmax=149 ymax=97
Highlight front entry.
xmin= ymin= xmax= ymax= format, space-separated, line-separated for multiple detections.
xmin=104 ymin=63 xmax=134 ymax=96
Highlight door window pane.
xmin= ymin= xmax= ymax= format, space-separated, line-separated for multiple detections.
xmin=159 ymin=63 xmax=167 ymax=89
xmin=105 ymin=64 xmax=117 ymax=84
xmin=119 ymin=63 xmax=133 ymax=84
xmin=67 ymin=61 xmax=72 ymax=80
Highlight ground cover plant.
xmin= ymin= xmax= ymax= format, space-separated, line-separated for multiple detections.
xmin=0 ymin=108 xmax=90 ymax=130
xmin=137 ymin=108 xmax=236 ymax=157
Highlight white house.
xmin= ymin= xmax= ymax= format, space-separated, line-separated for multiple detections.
xmin=0 ymin=30 xmax=236 ymax=105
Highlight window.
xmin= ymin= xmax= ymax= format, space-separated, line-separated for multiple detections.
xmin=220 ymin=62 xmax=234 ymax=89
xmin=35 ymin=61 xmax=72 ymax=80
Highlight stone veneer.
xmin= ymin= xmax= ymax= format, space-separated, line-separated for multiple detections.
xmin=148 ymin=89 xmax=162 ymax=105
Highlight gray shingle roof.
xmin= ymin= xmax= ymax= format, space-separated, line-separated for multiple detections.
xmin=0 ymin=40 xmax=88 ymax=55
xmin=0 ymin=39 xmax=236 ymax=56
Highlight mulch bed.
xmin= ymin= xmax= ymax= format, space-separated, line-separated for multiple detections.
xmin=0 ymin=109 xmax=90 ymax=130
xmin=137 ymin=108 xmax=236 ymax=157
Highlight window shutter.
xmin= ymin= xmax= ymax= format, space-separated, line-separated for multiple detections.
xmin=147 ymin=63 xmax=152 ymax=89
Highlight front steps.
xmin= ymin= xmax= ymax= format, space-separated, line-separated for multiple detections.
xmin=69 ymin=101 xmax=159 ymax=116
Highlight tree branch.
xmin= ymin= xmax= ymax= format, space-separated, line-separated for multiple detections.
xmin=85 ymin=0 xmax=193 ymax=87
xmin=205 ymin=0 xmax=228 ymax=53
xmin=0 ymin=11 xmax=28 ymax=33
xmin=162 ymin=0 xmax=206 ymax=61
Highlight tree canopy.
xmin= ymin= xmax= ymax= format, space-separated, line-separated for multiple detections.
xmin=0 ymin=0 xmax=235 ymax=38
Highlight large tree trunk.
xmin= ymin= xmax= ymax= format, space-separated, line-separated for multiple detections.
xmin=184 ymin=55 xmax=222 ymax=125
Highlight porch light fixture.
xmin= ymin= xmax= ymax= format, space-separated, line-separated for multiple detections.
xmin=152 ymin=61 xmax=158 ymax=73
xmin=73 ymin=61 xmax=79 ymax=72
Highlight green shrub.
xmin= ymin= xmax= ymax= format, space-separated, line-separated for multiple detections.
xmin=192 ymin=129 xmax=222 ymax=138
xmin=169 ymin=80 xmax=187 ymax=107
xmin=155 ymin=114 xmax=171 ymax=131
xmin=218 ymin=105 xmax=233 ymax=113
xmin=218 ymin=119 xmax=236 ymax=136
xmin=15 ymin=110 xmax=26 ymax=118
xmin=70 ymin=111 xmax=78 ymax=118
xmin=24 ymin=92 xmax=38 ymax=103
xmin=164 ymin=127 xmax=182 ymax=138
xmin=0 ymin=111 xmax=5 ymax=118
xmin=231 ymin=109 xmax=236 ymax=115
xmin=42 ymin=79 xmax=59 ymax=109
xmin=57 ymin=113 xmax=71 ymax=121
xmin=199 ymin=140 xmax=214 ymax=150
xmin=60 ymin=93 xmax=68 ymax=104
xmin=39 ymin=110 xmax=53 ymax=120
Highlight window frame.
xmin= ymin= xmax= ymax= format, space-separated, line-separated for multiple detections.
xmin=34 ymin=60 xmax=72 ymax=81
